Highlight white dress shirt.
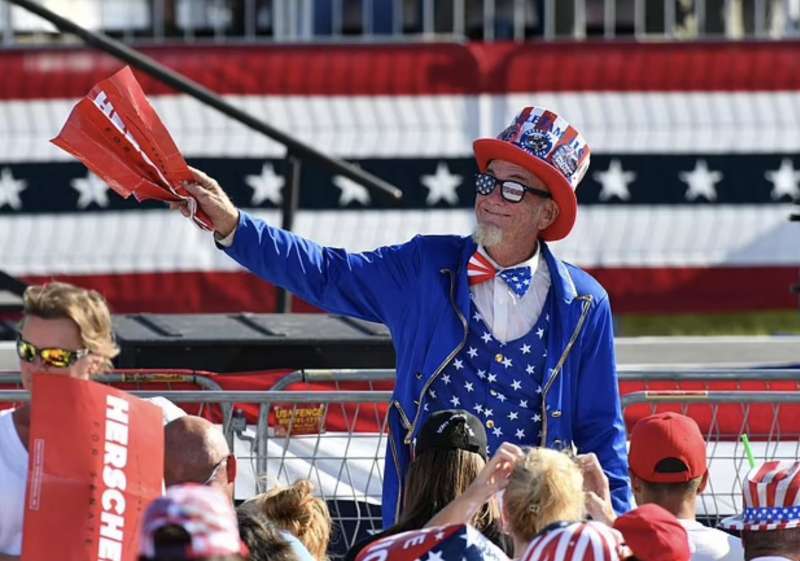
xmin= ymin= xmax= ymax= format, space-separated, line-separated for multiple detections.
xmin=470 ymin=244 xmax=551 ymax=343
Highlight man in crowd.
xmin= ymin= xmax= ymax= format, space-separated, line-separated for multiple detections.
xmin=583 ymin=412 xmax=744 ymax=561
xmin=163 ymin=415 xmax=315 ymax=561
xmin=178 ymin=106 xmax=632 ymax=523
xmin=720 ymin=460 xmax=800 ymax=561
xmin=165 ymin=415 xmax=236 ymax=501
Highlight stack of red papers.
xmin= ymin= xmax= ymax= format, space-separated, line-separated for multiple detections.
xmin=52 ymin=66 xmax=213 ymax=230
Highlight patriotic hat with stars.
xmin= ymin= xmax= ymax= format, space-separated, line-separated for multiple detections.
xmin=139 ymin=484 xmax=249 ymax=560
xmin=355 ymin=524 xmax=509 ymax=561
xmin=719 ymin=460 xmax=800 ymax=532
xmin=520 ymin=521 xmax=626 ymax=561
xmin=473 ymin=106 xmax=591 ymax=242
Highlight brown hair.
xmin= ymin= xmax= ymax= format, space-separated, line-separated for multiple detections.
xmin=237 ymin=511 xmax=299 ymax=561
xmin=243 ymin=480 xmax=331 ymax=561
xmin=22 ymin=282 xmax=119 ymax=371
xmin=742 ymin=528 xmax=800 ymax=561
xmin=399 ymin=448 xmax=500 ymax=535
xmin=503 ymin=448 xmax=585 ymax=542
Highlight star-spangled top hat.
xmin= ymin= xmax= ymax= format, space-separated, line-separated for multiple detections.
xmin=473 ymin=106 xmax=591 ymax=241
xmin=719 ymin=460 xmax=800 ymax=532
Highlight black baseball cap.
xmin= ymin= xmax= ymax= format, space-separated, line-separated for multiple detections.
xmin=415 ymin=409 xmax=487 ymax=460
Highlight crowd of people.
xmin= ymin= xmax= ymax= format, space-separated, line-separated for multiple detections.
xmin=0 ymin=282 xmax=799 ymax=561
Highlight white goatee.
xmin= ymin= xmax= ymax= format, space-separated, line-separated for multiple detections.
xmin=472 ymin=223 xmax=504 ymax=247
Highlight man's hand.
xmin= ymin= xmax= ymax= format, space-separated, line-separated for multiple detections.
xmin=577 ymin=452 xmax=616 ymax=525
xmin=173 ymin=167 xmax=240 ymax=238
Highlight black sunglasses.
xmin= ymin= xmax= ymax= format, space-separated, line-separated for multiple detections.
xmin=475 ymin=172 xmax=552 ymax=203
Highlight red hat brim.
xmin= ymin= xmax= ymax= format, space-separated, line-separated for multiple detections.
xmin=473 ymin=138 xmax=578 ymax=241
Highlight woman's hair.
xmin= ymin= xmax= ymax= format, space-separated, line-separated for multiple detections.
xmin=237 ymin=511 xmax=299 ymax=561
xmin=22 ymin=282 xmax=119 ymax=371
xmin=503 ymin=447 xmax=585 ymax=543
xmin=242 ymin=479 xmax=331 ymax=561
xmin=398 ymin=448 xmax=499 ymax=534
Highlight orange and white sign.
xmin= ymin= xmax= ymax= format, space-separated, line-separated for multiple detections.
xmin=22 ymin=374 xmax=164 ymax=561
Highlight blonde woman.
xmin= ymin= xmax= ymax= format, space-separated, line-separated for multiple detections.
xmin=427 ymin=442 xmax=586 ymax=559
xmin=240 ymin=479 xmax=331 ymax=561
xmin=0 ymin=282 xmax=183 ymax=560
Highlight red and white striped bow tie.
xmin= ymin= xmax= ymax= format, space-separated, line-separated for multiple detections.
xmin=467 ymin=251 xmax=533 ymax=298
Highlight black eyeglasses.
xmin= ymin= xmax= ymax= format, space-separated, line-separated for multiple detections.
xmin=16 ymin=336 xmax=90 ymax=368
xmin=475 ymin=172 xmax=551 ymax=203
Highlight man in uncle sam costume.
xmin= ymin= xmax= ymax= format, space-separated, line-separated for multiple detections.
xmin=181 ymin=106 xmax=632 ymax=525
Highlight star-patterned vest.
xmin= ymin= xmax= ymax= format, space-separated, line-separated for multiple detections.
xmin=424 ymin=288 xmax=555 ymax=455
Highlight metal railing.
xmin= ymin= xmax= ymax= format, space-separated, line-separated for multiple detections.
xmin=2 ymin=0 xmax=800 ymax=45
xmin=3 ymin=375 xmax=800 ymax=546
xmin=621 ymin=390 xmax=800 ymax=525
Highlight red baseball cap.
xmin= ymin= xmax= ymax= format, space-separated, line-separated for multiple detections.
xmin=629 ymin=412 xmax=707 ymax=483
xmin=614 ymin=504 xmax=692 ymax=561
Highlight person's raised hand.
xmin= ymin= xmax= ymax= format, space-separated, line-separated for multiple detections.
xmin=576 ymin=452 xmax=616 ymax=525
xmin=171 ymin=166 xmax=240 ymax=238
xmin=467 ymin=442 xmax=526 ymax=502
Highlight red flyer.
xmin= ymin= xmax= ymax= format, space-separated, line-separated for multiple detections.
xmin=51 ymin=65 xmax=213 ymax=230
xmin=21 ymin=374 xmax=164 ymax=561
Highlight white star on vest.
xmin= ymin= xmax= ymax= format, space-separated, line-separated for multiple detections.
xmin=680 ymin=159 xmax=722 ymax=201
xmin=421 ymin=162 xmax=461 ymax=205
xmin=0 ymin=168 xmax=27 ymax=210
xmin=765 ymin=158 xmax=800 ymax=200
xmin=71 ymin=173 xmax=110 ymax=209
xmin=246 ymin=163 xmax=284 ymax=205
xmin=594 ymin=158 xmax=635 ymax=201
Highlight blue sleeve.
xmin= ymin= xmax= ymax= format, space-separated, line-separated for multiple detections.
xmin=222 ymin=211 xmax=421 ymax=326
xmin=574 ymin=295 xmax=633 ymax=514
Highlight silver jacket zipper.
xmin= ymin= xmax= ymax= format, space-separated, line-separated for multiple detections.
xmin=539 ymin=295 xmax=594 ymax=447
xmin=403 ymin=268 xmax=469 ymax=445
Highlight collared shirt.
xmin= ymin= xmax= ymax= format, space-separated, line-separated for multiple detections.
xmin=470 ymin=244 xmax=551 ymax=343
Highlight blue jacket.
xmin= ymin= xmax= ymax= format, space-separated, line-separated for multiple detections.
xmin=224 ymin=211 xmax=632 ymax=525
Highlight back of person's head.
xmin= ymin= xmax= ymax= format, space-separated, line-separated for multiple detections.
xmin=400 ymin=409 xmax=498 ymax=533
xmin=22 ymin=281 xmax=119 ymax=371
xmin=237 ymin=511 xmax=299 ymax=561
xmin=240 ymin=480 xmax=330 ymax=561
xmin=741 ymin=528 xmax=800 ymax=561
xmin=164 ymin=415 xmax=236 ymax=502
xmin=628 ymin=413 xmax=708 ymax=511
xmin=138 ymin=484 xmax=248 ymax=561
xmin=503 ymin=447 xmax=585 ymax=542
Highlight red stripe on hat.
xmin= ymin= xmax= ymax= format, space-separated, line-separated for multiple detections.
xmin=749 ymin=462 xmax=779 ymax=508
xmin=781 ymin=462 xmax=800 ymax=507
xmin=539 ymin=527 xmax=568 ymax=561
xmin=563 ymin=523 xmax=588 ymax=561
xmin=536 ymin=110 xmax=558 ymax=132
